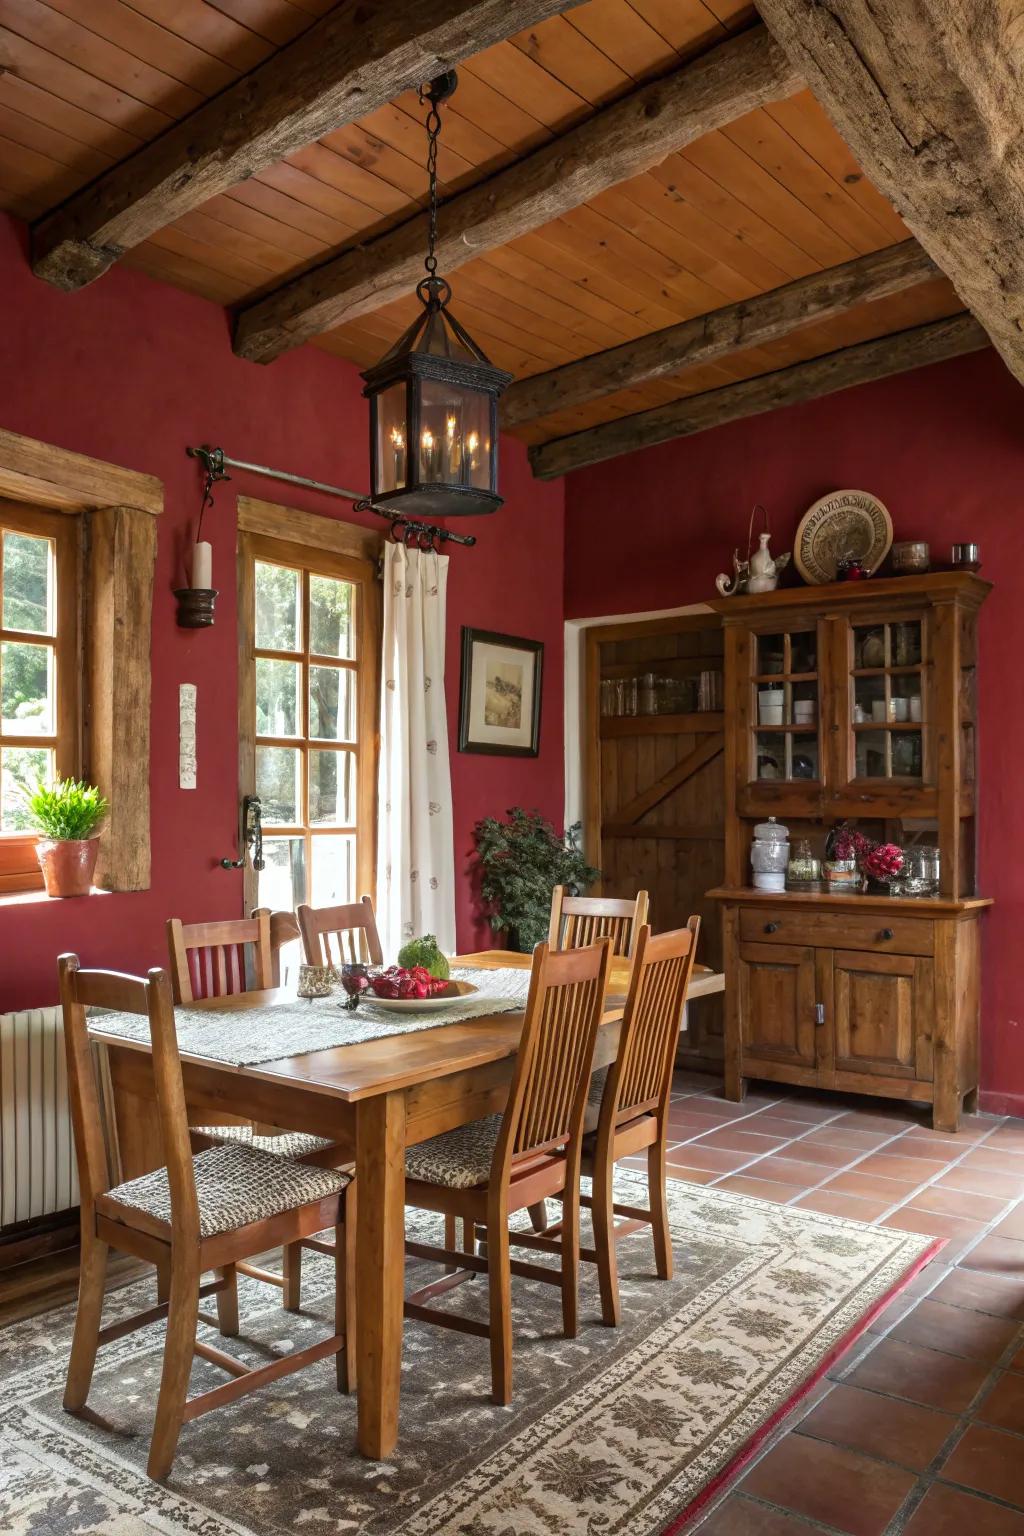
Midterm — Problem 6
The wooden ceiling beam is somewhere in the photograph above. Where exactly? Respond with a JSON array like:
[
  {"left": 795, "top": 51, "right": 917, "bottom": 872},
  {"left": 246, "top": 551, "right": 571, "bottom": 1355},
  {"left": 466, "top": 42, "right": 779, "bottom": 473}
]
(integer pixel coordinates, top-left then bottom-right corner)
[
  {"left": 30, "top": 0, "right": 573, "bottom": 292},
  {"left": 233, "top": 25, "right": 803, "bottom": 364},
  {"left": 529, "top": 312, "right": 988, "bottom": 479},
  {"left": 502, "top": 240, "right": 938, "bottom": 427},
  {"left": 755, "top": 0, "right": 1024, "bottom": 386}
]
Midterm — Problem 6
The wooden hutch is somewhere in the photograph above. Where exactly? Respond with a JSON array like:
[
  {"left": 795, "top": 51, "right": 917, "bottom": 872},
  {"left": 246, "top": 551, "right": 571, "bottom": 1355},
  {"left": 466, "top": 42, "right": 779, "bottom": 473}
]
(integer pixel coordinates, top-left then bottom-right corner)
[{"left": 708, "top": 572, "right": 991, "bottom": 1132}]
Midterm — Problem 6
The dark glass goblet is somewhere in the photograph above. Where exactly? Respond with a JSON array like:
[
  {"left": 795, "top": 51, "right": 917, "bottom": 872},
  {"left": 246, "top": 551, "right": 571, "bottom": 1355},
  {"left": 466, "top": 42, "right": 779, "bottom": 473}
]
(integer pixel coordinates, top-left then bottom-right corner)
[{"left": 340, "top": 963, "right": 371, "bottom": 1011}]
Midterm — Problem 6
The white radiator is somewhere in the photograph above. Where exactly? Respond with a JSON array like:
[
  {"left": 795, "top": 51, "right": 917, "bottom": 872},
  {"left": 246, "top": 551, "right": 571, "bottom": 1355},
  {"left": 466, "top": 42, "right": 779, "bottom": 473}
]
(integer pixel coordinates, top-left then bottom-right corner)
[{"left": 0, "top": 1005, "right": 78, "bottom": 1227}]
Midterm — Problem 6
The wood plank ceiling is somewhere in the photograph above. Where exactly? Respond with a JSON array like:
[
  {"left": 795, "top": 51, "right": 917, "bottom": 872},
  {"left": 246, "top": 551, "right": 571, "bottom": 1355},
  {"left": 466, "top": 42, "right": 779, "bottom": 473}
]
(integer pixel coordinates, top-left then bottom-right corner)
[{"left": 0, "top": 0, "right": 964, "bottom": 463}]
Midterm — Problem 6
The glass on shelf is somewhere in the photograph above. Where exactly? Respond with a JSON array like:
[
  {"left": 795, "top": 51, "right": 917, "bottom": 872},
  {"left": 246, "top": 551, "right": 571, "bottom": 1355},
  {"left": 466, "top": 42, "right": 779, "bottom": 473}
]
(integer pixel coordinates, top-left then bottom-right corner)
[
  {"left": 893, "top": 622, "right": 922, "bottom": 667},
  {"left": 791, "top": 735, "right": 818, "bottom": 780},
  {"left": 853, "top": 624, "right": 887, "bottom": 669},
  {"left": 854, "top": 674, "right": 886, "bottom": 724},
  {"left": 639, "top": 673, "right": 657, "bottom": 716},
  {"left": 755, "top": 633, "right": 786, "bottom": 675},
  {"left": 791, "top": 680, "right": 817, "bottom": 727},
  {"left": 757, "top": 685, "right": 785, "bottom": 727},
  {"left": 890, "top": 672, "right": 922, "bottom": 723},
  {"left": 697, "top": 670, "right": 722, "bottom": 711},
  {"left": 855, "top": 730, "right": 888, "bottom": 779},
  {"left": 756, "top": 734, "right": 786, "bottom": 780},
  {"left": 891, "top": 732, "right": 922, "bottom": 778},
  {"left": 754, "top": 732, "right": 818, "bottom": 781}
]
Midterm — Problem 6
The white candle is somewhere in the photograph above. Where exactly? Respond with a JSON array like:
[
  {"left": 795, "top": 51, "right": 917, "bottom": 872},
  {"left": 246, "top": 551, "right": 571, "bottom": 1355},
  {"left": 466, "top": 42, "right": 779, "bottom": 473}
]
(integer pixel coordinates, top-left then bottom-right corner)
[{"left": 191, "top": 540, "right": 212, "bottom": 589}]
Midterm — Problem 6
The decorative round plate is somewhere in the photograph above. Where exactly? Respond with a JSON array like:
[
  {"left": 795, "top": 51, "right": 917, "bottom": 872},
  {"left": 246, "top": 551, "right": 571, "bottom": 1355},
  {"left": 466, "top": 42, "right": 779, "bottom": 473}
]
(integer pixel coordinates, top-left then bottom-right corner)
[
  {"left": 367, "top": 979, "right": 478, "bottom": 1012},
  {"left": 794, "top": 489, "right": 893, "bottom": 585}
]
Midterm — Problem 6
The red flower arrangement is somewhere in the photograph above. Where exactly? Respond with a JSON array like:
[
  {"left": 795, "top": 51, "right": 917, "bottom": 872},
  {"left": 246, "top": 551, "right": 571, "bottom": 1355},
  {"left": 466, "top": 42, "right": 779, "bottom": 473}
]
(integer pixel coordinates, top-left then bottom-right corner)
[
  {"left": 862, "top": 842, "right": 905, "bottom": 882},
  {"left": 828, "top": 824, "right": 872, "bottom": 864},
  {"left": 827, "top": 821, "right": 906, "bottom": 885}
]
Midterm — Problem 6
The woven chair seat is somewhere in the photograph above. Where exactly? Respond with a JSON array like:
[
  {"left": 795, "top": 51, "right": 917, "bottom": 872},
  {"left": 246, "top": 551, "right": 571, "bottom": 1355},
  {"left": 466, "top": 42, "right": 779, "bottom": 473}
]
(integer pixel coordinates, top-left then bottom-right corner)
[
  {"left": 405, "top": 1114, "right": 503, "bottom": 1190},
  {"left": 104, "top": 1143, "right": 350, "bottom": 1239},
  {"left": 192, "top": 1122, "right": 334, "bottom": 1159}
]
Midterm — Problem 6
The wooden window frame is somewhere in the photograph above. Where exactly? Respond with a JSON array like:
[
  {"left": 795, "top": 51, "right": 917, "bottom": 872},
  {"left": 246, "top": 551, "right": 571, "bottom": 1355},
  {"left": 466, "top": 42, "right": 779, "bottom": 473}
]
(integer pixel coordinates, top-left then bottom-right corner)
[
  {"left": 0, "top": 502, "right": 81, "bottom": 893},
  {"left": 239, "top": 526, "right": 381, "bottom": 915}
]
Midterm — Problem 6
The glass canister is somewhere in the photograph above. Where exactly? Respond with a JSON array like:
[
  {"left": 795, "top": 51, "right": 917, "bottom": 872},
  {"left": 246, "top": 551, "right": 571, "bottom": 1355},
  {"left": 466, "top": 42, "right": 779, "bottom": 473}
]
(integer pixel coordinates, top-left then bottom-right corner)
[
  {"left": 751, "top": 817, "right": 790, "bottom": 892},
  {"left": 786, "top": 839, "right": 821, "bottom": 890}
]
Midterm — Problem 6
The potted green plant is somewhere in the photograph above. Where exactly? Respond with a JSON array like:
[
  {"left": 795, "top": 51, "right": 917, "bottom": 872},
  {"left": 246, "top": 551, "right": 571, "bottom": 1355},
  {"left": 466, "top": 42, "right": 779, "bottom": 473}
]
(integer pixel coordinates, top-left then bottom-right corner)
[
  {"left": 26, "top": 778, "right": 109, "bottom": 898},
  {"left": 473, "top": 807, "right": 599, "bottom": 952}
]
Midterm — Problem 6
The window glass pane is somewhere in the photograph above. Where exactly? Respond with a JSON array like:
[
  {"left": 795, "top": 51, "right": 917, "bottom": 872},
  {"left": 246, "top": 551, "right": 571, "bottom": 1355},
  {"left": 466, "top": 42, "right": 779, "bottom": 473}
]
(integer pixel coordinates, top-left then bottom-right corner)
[
  {"left": 310, "top": 575, "right": 355, "bottom": 660},
  {"left": 256, "top": 746, "right": 301, "bottom": 824},
  {"left": 309, "top": 666, "right": 356, "bottom": 742},
  {"left": 255, "top": 562, "right": 300, "bottom": 652},
  {"left": 311, "top": 833, "right": 355, "bottom": 907},
  {"left": 1, "top": 640, "right": 54, "bottom": 735},
  {"left": 258, "top": 836, "right": 306, "bottom": 912},
  {"left": 309, "top": 749, "right": 356, "bottom": 826},
  {"left": 2, "top": 531, "right": 53, "bottom": 635},
  {"left": 1, "top": 745, "right": 54, "bottom": 830},
  {"left": 256, "top": 657, "right": 301, "bottom": 738}
]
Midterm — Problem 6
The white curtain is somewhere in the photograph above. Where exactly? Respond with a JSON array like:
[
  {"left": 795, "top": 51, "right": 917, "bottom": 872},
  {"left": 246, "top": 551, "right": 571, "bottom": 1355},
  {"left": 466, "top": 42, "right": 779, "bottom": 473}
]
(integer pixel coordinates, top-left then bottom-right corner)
[{"left": 375, "top": 541, "right": 456, "bottom": 960}]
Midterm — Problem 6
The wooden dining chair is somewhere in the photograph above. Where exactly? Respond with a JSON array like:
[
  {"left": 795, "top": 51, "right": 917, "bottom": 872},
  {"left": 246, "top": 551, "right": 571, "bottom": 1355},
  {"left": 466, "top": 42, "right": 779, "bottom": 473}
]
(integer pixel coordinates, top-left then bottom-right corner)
[
  {"left": 165, "top": 912, "right": 344, "bottom": 1311},
  {"left": 57, "top": 955, "right": 355, "bottom": 1481},
  {"left": 577, "top": 919, "right": 699, "bottom": 1327},
  {"left": 548, "top": 885, "right": 650, "bottom": 958},
  {"left": 296, "top": 895, "right": 384, "bottom": 968},
  {"left": 401, "top": 938, "right": 612, "bottom": 1405}
]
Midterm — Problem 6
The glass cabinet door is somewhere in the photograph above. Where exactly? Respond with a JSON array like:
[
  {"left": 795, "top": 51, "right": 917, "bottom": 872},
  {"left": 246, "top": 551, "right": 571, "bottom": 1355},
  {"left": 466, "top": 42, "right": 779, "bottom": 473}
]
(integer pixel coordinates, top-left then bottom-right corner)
[
  {"left": 847, "top": 616, "right": 928, "bottom": 784},
  {"left": 750, "top": 626, "right": 821, "bottom": 785}
]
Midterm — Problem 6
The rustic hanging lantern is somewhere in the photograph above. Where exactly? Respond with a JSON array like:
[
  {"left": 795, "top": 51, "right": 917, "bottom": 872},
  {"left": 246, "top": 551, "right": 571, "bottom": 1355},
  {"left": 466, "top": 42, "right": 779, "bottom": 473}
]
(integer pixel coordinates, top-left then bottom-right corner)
[{"left": 361, "top": 72, "right": 512, "bottom": 518}]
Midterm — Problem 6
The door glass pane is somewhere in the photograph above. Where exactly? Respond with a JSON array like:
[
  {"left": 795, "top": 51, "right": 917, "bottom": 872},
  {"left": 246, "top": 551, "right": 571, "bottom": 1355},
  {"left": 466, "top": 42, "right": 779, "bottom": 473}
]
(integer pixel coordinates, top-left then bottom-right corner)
[
  {"left": 255, "top": 562, "right": 300, "bottom": 652},
  {"left": 755, "top": 634, "right": 785, "bottom": 675},
  {"left": 311, "top": 833, "right": 356, "bottom": 907},
  {"left": 890, "top": 672, "right": 922, "bottom": 723},
  {"left": 2, "top": 531, "right": 53, "bottom": 635},
  {"left": 1, "top": 641, "right": 54, "bottom": 735},
  {"left": 791, "top": 735, "right": 818, "bottom": 780},
  {"left": 256, "top": 746, "right": 301, "bottom": 824},
  {"left": 309, "top": 666, "right": 356, "bottom": 742},
  {"left": 756, "top": 734, "right": 786, "bottom": 780},
  {"left": 855, "top": 730, "right": 889, "bottom": 779},
  {"left": 891, "top": 622, "right": 922, "bottom": 667},
  {"left": 308, "top": 749, "right": 356, "bottom": 826},
  {"left": 789, "top": 631, "right": 817, "bottom": 673},
  {"left": 310, "top": 575, "right": 356, "bottom": 660},
  {"left": 258, "top": 836, "right": 306, "bottom": 912},
  {"left": 891, "top": 731, "right": 922, "bottom": 779},
  {"left": 0, "top": 745, "right": 54, "bottom": 830},
  {"left": 256, "top": 658, "right": 301, "bottom": 737},
  {"left": 853, "top": 625, "right": 887, "bottom": 669}
]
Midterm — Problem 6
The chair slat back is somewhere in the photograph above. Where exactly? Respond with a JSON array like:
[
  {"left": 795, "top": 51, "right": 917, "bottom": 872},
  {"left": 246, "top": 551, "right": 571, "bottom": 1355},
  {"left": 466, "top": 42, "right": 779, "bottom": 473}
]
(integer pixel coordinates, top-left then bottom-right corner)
[
  {"left": 296, "top": 897, "right": 384, "bottom": 969},
  {"left": 58, "top": 956, "right": 200, "bottom": 1237},
  {"left": 166, "top": 913, "right": 273, "bottom": 1004},
  {"left": 496, "top": 941, "right": 611, "bottom": 1171},
  {"left": 605, "top": 919, "right": 699, "bottom": 1126},
  {"left": 254, "top": 907, "right": 300, "bottom": 986},
  {"left": 549, "top": 886, "right": 649, "bottom": 958}
]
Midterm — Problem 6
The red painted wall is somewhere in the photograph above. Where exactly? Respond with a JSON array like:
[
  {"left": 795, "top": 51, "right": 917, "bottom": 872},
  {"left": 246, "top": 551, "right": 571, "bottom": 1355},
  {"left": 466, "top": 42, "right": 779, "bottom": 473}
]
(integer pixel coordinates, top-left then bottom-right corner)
[
  {"left": 564, "top": 348, "right": 1024, "bottom": 1107},
  {"left": 0, "top": 214, "right": 564, "bottom": 1009}
]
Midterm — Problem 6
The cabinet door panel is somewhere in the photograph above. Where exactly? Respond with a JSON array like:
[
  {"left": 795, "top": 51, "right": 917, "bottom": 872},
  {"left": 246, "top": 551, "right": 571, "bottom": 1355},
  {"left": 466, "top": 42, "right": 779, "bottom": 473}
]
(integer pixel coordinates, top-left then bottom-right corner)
[
  {"left": 832, "top": 950, "right": 933, "bottom": 1081},
  {"left": 738, "top": 942, "right": 818, "bottom": 1069}
]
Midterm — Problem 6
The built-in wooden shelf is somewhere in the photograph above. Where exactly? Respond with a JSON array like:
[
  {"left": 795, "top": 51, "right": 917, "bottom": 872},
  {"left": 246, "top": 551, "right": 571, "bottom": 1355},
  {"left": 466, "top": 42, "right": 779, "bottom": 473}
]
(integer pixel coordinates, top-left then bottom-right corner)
[{"left": 600, "top": 712, "right": 724, "bottom": 737}]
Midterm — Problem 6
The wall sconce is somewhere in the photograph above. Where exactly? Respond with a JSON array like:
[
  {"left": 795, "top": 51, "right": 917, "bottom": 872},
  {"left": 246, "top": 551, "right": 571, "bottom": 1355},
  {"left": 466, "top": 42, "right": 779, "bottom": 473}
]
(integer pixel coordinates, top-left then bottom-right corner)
[{"left": 175, "top": 446, "right": 228, "bottom": 627}]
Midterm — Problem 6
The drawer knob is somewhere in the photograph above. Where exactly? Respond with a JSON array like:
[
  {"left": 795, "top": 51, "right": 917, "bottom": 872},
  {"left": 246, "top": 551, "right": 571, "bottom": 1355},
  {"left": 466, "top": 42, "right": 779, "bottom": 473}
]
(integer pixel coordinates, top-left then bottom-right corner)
[
  {"left": 764, "top": 922, "right": 780, "bottom": 934},
  {"left": 878, "top": 928, "right": 894, "bottom": 941}
]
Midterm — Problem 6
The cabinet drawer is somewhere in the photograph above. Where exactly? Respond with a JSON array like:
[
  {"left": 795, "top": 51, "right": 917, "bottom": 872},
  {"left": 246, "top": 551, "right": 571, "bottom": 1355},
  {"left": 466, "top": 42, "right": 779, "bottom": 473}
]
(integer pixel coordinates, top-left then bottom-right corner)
[{"left": 738, "top": 906, "right": 933, "bottom": 957}]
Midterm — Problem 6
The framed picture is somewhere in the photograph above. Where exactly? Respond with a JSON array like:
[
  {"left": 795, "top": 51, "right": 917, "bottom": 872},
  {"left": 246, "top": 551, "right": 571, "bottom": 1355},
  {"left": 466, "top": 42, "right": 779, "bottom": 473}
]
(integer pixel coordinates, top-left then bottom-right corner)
[{"left": 458, "top": 627, "right": 543, "bottom": 757}]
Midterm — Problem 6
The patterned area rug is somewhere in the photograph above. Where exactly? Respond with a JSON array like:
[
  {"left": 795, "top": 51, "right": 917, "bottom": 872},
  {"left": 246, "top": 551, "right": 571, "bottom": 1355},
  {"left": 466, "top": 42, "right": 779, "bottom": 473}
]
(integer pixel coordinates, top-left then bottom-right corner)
[{"left": 0, "top": 1174, "right": 936, "bottom": 1536}]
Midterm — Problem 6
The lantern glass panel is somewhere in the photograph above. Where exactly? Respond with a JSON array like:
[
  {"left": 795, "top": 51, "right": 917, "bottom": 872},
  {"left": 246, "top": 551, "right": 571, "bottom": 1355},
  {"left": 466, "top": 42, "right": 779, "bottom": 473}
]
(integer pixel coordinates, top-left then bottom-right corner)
[
  {"left": 374, "top": 382, "right": 407, "bottom": 494},
  {"left": 418, "top": 378, "right": 492, "bottom": 490}
]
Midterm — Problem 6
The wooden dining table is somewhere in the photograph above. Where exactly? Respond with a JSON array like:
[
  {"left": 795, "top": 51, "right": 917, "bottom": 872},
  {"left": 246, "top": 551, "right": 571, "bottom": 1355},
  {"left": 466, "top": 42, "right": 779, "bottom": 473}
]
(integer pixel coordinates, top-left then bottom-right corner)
[{"left": 89, "top": 948, "right": 723, "bottom": 1459}]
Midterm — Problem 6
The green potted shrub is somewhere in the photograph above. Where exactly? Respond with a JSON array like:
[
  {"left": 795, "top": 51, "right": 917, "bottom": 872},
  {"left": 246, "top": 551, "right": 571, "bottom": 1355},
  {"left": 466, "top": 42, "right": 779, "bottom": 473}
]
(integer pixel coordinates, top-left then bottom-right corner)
[
  {"left": 26, "top": 778, "right": 109, "bottom": 898},
  {"left": 473, "top": 807, "right": 599, "bottom": 952}
]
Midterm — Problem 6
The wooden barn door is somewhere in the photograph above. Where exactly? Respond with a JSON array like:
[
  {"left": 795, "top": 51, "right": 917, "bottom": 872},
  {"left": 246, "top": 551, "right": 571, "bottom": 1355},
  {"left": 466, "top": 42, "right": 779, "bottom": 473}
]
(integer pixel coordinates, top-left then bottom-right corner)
[{"left": 584, "top": 615, "right": 726, "bottom": 1066}]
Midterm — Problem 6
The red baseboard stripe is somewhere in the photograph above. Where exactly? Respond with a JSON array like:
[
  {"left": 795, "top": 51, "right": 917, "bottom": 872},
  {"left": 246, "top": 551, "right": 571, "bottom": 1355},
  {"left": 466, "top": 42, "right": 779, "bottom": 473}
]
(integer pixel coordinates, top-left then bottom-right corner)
[
  {"left": 660, "top": 1236, "right": 946, "bottom": 1536},
  {"left": 979, "top": 1090, "right": 1024, "bottom": 1119}
]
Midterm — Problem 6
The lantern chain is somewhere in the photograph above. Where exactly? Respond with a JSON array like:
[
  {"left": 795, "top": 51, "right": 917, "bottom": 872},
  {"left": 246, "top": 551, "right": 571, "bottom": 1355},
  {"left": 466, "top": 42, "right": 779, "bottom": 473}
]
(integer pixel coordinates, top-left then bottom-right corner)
[{"left": 419, "top": 72, "right": 458, "bottom": 292}]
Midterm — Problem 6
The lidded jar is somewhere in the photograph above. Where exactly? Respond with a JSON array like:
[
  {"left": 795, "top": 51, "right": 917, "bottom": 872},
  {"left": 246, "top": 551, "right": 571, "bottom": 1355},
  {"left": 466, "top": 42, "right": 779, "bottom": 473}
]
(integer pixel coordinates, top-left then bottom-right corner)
[{"left": 751, "top": 817, "right": 790, "bottom": 892}]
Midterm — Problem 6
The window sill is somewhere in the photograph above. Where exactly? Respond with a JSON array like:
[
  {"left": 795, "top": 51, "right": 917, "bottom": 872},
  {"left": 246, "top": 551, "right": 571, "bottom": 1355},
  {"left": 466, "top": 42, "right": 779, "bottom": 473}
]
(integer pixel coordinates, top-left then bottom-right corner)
[{"left": 0, "top": 886, "right": 112, "bottom": 910}]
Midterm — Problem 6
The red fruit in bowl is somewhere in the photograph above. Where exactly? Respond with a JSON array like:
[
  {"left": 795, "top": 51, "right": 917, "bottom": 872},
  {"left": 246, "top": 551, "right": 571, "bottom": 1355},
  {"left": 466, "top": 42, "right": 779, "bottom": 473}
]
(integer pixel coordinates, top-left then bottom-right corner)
[{"left": 398, "top": 976, "right": 418, "bottom": 1000}]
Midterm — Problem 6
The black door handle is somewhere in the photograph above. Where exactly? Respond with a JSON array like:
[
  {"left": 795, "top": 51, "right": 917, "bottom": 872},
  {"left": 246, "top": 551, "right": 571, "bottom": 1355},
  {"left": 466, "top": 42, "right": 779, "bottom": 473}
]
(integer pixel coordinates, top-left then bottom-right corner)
[
  {"left": 764, "top": 921, "right": 780, "bottom": 934},
  {"left": 878, "top": 928, "right": 894, "bottom": 941}
]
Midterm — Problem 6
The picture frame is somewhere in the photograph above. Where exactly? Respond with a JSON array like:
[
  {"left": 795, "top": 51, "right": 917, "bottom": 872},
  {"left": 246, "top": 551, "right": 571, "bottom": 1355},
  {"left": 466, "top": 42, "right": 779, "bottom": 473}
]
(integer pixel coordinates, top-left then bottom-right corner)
[{"left": 458, "top": 627, "right": 543, "bottom": 757}]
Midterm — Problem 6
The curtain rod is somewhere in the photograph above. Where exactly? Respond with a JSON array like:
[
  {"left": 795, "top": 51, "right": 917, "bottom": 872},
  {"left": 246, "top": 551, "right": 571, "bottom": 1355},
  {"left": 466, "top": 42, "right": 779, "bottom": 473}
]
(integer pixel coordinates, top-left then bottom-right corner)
[{"left": 185, "top": 444, "right": 477, "bottom": 548}]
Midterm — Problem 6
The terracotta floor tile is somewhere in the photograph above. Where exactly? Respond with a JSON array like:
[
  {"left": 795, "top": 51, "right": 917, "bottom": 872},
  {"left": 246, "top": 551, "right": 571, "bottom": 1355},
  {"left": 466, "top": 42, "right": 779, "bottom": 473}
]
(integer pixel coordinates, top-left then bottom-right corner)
[
  {"left": 890, "top": 1298, "right": 1020, "bottom": 1363},
  {"left": 667, "top": 1110, "right": 738, "bottom": 1134},
  {"left": 664, "top": 1165, "right": 719, "bottom": 1185},
  {"left": 697, "top": 1494, "right": 821, "bottom": 1534},
  {"left": 685, "top": 1096, "right": 756, "bottom": 1119},
  {"left": 772, "top": 1140, "right": 853, "bottom": 1169},
  {"left": 689, "top": 1127, "right": 791, "bottom": 1155},
  {"left": 665, "top": 1143, "right": 755, "bottom": 1174},
  {"left": 846, "top": 1336, "right": 991, "bottom": 1412},
  {"left": 823, "top": 1170, "right": 920, "bottom": 1202},
  {"left": 714, "top": 1176, "right": 802, "bottom": 1203},
  {"left": 833, "top": 1109, "right": 923, "bottom": 1133},
  {"left": 959, "top": 1149, "right": 1024, "bottom": 1182},
  {"left": 798, "top": 1382, "right": 956, "bottom": 1470},
  {"left": 993, "top": 1204, "right": 1024, "bottom": 1241},
  {"left": 931, "top": 1268, "right": 1024, "bottom": 1320},
  {"left": 793, "top": 1190, "right": 892, "bottom": 1222},
  {"left": 902, "top": 1483, "right": 1024, "bottom": 1535},
  {"left": 904, "top": 1119, "right": 999, "bottom": 1144},
  {"left": 912, "top": 1184, "right": 1011, "bottom": 1222},
  {"left": 757, "top": 1099, "right": 841, "bottom": 1124},
  {"left": 1011, "top": 1345, "right": 1024, "bottom": 1374},
  {"left": 939, "top": 1423, "right": 1024, "bottom": 1506},
  {"left": 978, "top": 1371, "right": 1024, "bottom": 1435},
  {"left": 883, "top": 1207, "right": 985, "bottom": 1261},
  {"left": 737, "top": 1156, "right": 820, "bottom": 1189},
  {"left": 886, "top": 1136, "right": 964, "bottom": 1162},
  {"left": 857, "top": 1152, "right": 949, "bottom": 1183},
  {"left": 963, "top": 1234, "right": 1024, "bottom": 1276},
  {"left": 739, "top": 1434, "right": 916, "bottom": 1535},
  {"left": 987, "top": 1125, "right": 1024, "bottom": 1153},
  {"left": 939, "top": 1167, "right": 1024, "bottom": 1201},
  {"left": 799, "top": 1126, "right": 896, "bottom": 1152},
  {"left": 743, "top": 1113, "right": 833, "bottom": 1138}
]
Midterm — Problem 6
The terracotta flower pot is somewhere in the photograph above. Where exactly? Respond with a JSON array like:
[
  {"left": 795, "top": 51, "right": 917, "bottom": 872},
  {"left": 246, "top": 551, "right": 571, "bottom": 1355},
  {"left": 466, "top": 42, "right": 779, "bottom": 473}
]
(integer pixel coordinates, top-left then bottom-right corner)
[{"left": 36, "top": 837, "right": 100, "bottom": 898}]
